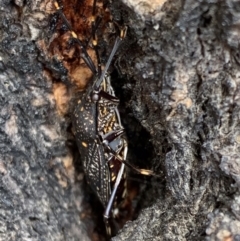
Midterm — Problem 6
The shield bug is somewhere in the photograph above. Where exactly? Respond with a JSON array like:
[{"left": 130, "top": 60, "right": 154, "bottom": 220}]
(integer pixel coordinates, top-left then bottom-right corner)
[{"left": 53, "top": 0, "right": 157, "bottom": 236}]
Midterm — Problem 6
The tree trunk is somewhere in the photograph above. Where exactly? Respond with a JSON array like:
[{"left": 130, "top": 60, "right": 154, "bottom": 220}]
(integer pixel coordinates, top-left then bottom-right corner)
[{"left": 0, "top": 0, "right": 239, "bottom": 241}]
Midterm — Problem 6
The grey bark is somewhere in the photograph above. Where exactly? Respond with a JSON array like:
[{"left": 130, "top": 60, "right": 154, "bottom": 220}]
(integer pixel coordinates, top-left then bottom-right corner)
[
  {"left": 0, "top": 1, "right": 90, "bottom": 240},
  {"left": 0, "top": 0, "right": 240, "bottom": 241},
  {"left": 113, "top": 0, "right": 240, "bottom": 240}
]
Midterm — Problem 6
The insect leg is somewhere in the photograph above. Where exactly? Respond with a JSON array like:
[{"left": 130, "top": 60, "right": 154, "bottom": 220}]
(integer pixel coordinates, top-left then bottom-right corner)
[
  {"left": 103, "top": 144, "right": 127, "bottom": 236},
  {"left": 97, "top": 89, "right": 120, "bottom": 103},
  {"left": 104, "top": 136, "right": 159, "bottom": 177},
  {"left": 100, "top": 129, "right": 124, "bottom": 145},
  {"left": 54, "top": 1, "right": 97, "bottom": 75},
  {"left": 99, "top": 105, "right": 159, "bottom": 177},
  {"left": 116, "top": 155, "right": 158, "bottom": 176}
]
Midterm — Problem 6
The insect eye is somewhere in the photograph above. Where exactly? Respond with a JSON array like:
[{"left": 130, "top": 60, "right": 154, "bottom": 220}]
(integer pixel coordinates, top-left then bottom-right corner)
[{"left": 92, "top": 91, "right": 100, "bottom": 102}]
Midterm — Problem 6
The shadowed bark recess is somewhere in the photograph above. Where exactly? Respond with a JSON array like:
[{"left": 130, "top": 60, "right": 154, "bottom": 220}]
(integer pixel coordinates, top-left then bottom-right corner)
[{"left": 0, "top": 0, "right": 240, "bottom": 241}]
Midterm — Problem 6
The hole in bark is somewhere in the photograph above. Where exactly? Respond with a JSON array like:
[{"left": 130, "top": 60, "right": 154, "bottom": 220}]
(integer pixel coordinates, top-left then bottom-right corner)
[{"left": 111, "top": 69, "right": 159, "bottom": 218}]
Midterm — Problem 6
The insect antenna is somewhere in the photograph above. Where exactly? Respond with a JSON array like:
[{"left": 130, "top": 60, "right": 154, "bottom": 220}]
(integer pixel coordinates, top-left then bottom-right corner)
[
  {"left": 91, "top": 0, "right": 102, "bottom": 76},
  {"left": 54, "top": 1, "right": 97, "bottom": 75},
  {"left": 94, "top": 27, "right": 127, "bottom": 90}
]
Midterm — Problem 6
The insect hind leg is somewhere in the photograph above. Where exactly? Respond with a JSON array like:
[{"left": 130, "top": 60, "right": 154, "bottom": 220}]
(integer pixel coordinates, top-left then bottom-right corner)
[
  {"left": 103, "top": 136, "right": 159, "bottom": 177},
  {"left": 103, "top": 148, "right": 126, "bottom": 237}
]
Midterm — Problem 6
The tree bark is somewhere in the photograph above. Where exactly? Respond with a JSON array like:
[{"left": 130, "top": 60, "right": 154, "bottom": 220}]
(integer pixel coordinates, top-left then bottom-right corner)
[
  {"left": 0, "top": 1, "right": 91, "bottom": 240},
  {"left": 113, "top": 0, "right": 240, "bottom": 240},
  {"left": 0, "top": 0, "right": 240, "bottom": 241}
]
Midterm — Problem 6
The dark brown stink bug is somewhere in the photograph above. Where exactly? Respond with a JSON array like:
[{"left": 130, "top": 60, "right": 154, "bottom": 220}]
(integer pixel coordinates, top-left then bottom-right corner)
[{"left": 54, "top": 0, "right": 156, "bottom": 237}]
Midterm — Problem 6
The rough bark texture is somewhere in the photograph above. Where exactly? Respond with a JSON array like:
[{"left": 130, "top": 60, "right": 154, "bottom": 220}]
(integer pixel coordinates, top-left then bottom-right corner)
[
  {"left": 0, "top": 1, "right": 91, "bottom": 240},
  {"left": 112, "top": 0, "right": 240, "bottom": 240},
  {"left": 1, "top": 0, "right": 240, "bottom": 241}
]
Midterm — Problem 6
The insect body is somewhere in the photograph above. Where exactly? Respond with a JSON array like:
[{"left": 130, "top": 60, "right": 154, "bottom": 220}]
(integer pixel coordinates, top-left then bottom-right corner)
[
  {"left": 72, "top": 74, "right": 127, "bottom": 210},
  {"left": 54, "top": 0, "right": 156, "bottom": 236},
  {"left": 72, "top": 73, "right": 128, "bottom": 236}
]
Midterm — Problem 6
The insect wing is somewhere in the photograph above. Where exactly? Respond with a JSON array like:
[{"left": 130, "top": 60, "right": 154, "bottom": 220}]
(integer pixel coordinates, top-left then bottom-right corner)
[
  {"left": 85, "top": 141, "right": 110, "bottom": 206},
  {"left": 72, "top": 95, "right": 110, "bottom": 206}
]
